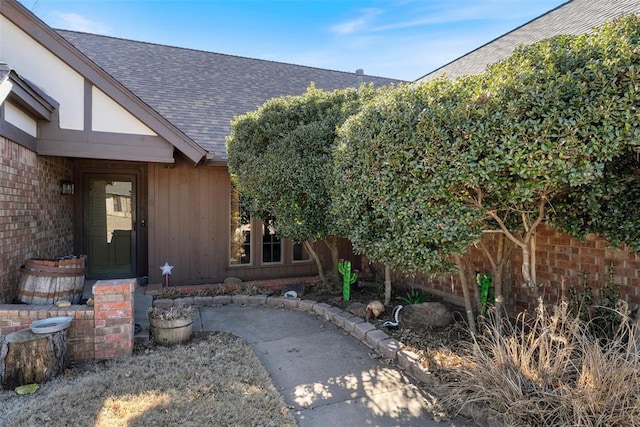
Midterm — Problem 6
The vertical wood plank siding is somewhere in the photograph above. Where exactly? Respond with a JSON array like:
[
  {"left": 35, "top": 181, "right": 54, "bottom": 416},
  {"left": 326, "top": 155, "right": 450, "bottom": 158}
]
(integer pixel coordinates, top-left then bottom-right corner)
[{"left": 147, "top": 155, "right": 326, "bottom": 285}]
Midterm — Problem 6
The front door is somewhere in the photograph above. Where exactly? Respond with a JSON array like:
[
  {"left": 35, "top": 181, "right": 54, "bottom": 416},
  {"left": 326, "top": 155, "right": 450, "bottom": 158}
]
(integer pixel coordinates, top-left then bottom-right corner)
[{"left": 86, "top": 175, "right": 136, "bottom": 278}]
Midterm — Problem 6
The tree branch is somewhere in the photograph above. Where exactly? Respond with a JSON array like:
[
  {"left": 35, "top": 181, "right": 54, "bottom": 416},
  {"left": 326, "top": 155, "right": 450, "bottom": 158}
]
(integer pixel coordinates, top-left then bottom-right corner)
[
  {"left": 487, "top": 210, "right": 526, "bottom": 249},
  {"left": 524, "top": 192, "right": 548, "bottom": 244},
  {"left": 478, "top": 240, "right": 498, "bottom": 272}
]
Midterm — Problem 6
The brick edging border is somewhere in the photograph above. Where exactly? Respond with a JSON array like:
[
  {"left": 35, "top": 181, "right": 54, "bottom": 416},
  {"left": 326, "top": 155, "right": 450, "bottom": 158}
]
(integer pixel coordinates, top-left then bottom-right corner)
[
  {"left": 152, "top": 294, "right": 434, "bottom": 385},
  {"left": 152, "top": 294, "right": 491, "bottom": 423}
]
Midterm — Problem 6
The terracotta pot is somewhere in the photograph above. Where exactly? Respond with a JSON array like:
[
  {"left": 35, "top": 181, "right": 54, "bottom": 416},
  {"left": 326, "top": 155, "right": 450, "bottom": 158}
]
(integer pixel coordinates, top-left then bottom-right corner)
[{"left": 149, "top": 316, "right": 193, "bottom": 345}]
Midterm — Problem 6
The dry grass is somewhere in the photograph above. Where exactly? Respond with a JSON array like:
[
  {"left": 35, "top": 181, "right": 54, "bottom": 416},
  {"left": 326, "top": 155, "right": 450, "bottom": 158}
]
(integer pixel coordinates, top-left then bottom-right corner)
[
  {"left": 439, "top": 300, "right": 640, "bottom": 426},
  {"left": 0, "top": 332, "right": 295, "bottom": 427}
]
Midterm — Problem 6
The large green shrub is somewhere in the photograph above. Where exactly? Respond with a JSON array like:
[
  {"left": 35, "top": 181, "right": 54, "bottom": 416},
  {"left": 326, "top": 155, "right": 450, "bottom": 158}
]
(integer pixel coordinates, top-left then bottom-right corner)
[
  {"left": 227, "top": 84, "right": 377, "bottom": 283},
  {"left": 334, "top": 15, "right": 640, "bottom": 332}
]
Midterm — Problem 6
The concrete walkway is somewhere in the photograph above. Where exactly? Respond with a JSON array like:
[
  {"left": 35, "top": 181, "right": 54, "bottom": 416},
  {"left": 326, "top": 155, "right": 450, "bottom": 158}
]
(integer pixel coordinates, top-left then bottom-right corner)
[{"left": 134, "top": 286, "right": 474, "bottom": 426}]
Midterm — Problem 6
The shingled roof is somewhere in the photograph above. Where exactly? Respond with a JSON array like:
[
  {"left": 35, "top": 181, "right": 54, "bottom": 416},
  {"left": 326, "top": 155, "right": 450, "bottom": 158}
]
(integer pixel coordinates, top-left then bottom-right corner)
[
  {"left": 57, "top": 30, "right": 404, "bottom": 161},
  {"left": 419, "top": 0, "right": 640, "bottom": 82}
]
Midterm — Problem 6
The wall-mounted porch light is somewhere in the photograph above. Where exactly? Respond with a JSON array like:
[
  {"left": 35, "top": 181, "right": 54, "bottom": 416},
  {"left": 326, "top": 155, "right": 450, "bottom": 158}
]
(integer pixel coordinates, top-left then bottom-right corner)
[{"left": 60, "top": 180, "right": 74, "bottom": 195}]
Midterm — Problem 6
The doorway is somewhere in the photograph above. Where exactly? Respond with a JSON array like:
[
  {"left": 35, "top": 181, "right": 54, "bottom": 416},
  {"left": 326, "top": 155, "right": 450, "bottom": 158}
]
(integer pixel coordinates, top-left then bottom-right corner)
[{"left": 85, "top": 175, "right": 136, "bottom": 278}]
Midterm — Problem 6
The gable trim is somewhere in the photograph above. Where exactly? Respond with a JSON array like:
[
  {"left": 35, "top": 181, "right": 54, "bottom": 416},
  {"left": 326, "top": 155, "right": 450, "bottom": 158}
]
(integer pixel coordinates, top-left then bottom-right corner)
[
  {"left": 1, "top": 0, "right": 207, "bottom": 164},
  {"left": 39, "top": 126, "right": 176, "bottom": 163},
  {"left": 0, "top": 112, "right": 36, "bottom": 150}
]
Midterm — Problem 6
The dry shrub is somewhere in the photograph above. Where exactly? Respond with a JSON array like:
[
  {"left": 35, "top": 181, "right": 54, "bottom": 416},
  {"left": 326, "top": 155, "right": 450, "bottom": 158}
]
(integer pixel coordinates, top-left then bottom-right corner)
[
  {"left": 156, "top": 283, "right": 271, "bottom": 300},
  {"left": 440, "top": 299, "right": 640, "bottom": 426}
]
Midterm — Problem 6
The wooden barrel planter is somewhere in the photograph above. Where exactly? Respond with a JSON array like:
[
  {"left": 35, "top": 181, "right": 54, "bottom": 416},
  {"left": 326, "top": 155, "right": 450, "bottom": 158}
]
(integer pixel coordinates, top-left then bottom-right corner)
[
  {"left": 18, "top": 258, "right": 86, "bottom": 305},
  {"left": 149, "top": 317, "right": 193, "bottom": 345}
]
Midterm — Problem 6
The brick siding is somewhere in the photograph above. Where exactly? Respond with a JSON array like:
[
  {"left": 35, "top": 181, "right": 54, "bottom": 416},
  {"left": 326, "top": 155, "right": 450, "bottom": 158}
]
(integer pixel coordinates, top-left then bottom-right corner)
[
  {"left": 93, "top": 279, "right": 135, "bottom": 359},
  {"left": 0, "top": 137, "right": 74, "bottom": 303},
  {"left": 0, "top": 279, "right": 135, "bottom": 361},
  {"left": 390, "top": 225, "right": 640, "bottom": 315}
]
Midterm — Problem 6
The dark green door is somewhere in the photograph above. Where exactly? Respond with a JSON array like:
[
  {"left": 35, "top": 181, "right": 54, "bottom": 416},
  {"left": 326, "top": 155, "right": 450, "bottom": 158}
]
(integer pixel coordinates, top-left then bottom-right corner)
[{"left": 86, "top": 176, "right": 136, "bottom": 279}]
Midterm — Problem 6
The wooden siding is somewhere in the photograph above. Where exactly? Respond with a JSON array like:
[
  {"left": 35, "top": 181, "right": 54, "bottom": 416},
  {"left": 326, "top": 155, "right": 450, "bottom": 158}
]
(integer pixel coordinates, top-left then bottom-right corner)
[{"left": 146, "top": 155, "right": 360, "bottom": 285}]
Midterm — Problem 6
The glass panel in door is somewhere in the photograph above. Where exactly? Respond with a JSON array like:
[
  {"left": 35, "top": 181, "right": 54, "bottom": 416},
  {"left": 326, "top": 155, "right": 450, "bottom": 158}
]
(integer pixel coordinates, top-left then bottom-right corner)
[{"left": 87, "top": 177, "right": 135, "bottom": 278}]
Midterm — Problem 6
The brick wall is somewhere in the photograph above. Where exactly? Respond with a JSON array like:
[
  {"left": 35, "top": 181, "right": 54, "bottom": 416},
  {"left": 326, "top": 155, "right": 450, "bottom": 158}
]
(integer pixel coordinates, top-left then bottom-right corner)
[
  {"left": 0, "top": 279, "right": 135, "bottom": 361},
  {"left": 0, "top": 304, "right": 94, "bottom": 360},
  {"left": 0, "top": 137, "right": 74, "bottom": 303},
  {"left": 93, "top": 279, "right": 135, "bottom": 359},
  {"left": 390, "top": 225, "right": 640, "bottom": 315}
]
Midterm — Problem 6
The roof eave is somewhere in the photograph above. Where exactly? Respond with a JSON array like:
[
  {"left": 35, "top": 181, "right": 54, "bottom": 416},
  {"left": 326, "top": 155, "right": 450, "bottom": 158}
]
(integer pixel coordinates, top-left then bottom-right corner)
[{"left": 1, "top": 0, "right": 207, "bottom": 164}]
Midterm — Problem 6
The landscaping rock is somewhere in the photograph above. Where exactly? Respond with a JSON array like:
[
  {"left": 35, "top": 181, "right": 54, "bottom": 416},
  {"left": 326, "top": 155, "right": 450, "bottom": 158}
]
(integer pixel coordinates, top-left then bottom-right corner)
[
  {"left": 400, "top": 302, "right": 453, "bottom": 327},
  {"left": 223, "top": 277, "right": 242, "bottom": 286}
]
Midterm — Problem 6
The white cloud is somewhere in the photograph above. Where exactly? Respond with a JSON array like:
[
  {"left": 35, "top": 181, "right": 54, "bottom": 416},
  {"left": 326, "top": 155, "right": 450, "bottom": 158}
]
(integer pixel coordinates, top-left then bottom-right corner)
[
  {"left": 331, "top": 1, "right": 559, "bottom": 35},
  {"left": 51, "top": 11, "right": 110, "bottom": 34},
  {"left": 329, "top": 8, "right": 382, "bottom": 35}
]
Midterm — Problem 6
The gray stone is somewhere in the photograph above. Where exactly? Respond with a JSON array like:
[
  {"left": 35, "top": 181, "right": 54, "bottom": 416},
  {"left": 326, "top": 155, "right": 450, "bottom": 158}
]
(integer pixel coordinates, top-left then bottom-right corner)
[
  {"left": 231, "top": 294, "right": 251, "bottom": 305},
  {"left": 265, "top": 296, "right": 286, "bottom": 308},
  {"left": 332, "top": 311, "right": 352, "bottom": 328},
  {"left": 401, "top": 302, "right": 453, "bottom": 327},
  {"left": 366, "top": 329, "right": 389, "bottom": 349},
  {"left": 346, "top": 302, "right": 366, "bottom": 318},
  {"left": 376, "top": 338, "right": 402, "bottom": 361},
  {"left": 297, "top": 299, "right": 317, "bottom": 311},
  {"left": 193, "top": 296, "right": 214, "bottom": 306},
  {"left": 173, "top": 297, "right": 194, "bottom": 307},
  {"left": 247, "top": 295, "right": 267, "bottom": 305},
  {"left": 409, "top": 361, "right": 437, "bottom": 386},
  {"left": 397, "top": 349, "right": 420, "bottom": 371},
  {"left": 224, "top": 277, "right": 242, "bottom": 286},
  {"left": 312, "top": 302, "right": 331, "bottom": 316},
  {"left": 352, "top": 322, "right": 376, "bottom": 341},
  {"left": 211, "top": 295, "right": 232, "bottom": 305},
  {"left": 281, "top": 298, "right": 300, "bottom": 309},
  {"left": 324, "top": 306, "right": 344, "bottom": 322},
  {"left": 342, "top": 316, "right": 364, "bottom": 332}
]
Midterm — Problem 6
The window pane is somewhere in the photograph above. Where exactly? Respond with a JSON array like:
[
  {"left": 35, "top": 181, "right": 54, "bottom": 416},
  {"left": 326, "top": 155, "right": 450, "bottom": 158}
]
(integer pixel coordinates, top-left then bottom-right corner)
[
  {"left": 262, "top": 218, "right": 282, "bottom": 263},
  {"left": 230, "top": 189, "right": 251, "bottom": 265},
  {"left": 293, "top": 242, "right": 310, "bottom": 261}
]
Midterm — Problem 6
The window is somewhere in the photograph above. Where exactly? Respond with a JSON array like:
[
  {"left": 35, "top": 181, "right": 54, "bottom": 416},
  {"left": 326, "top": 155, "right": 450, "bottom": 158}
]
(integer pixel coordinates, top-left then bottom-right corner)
[
  {"left": 230, "top": 189, "right": 251, "bottom": 265},
  {"left": 293, "top": 242, "right": 310, "bottom": 262},
  {"left": 262, "top": 218, "right": 282, "bottom": 263},
  {"left": 229, "top": 188, "right": 312, "bottom": 266}
]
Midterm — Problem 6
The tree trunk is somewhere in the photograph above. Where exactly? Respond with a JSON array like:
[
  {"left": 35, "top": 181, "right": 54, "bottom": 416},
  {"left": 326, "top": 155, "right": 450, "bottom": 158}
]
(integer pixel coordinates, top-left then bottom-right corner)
[
  {"left": 454, "top": 254, "right": 477, "bottom": 336},
  {"left": 304, "top": 241, "right": 326, "bottom": 284},
  {"left": 521, "top": 243, "right": 534, "bottom": 288},
  {"left": 384, "top": 265, "right": 392, "bottom": 306},
  {"left": 530, "top": 233, "right": 537, "bottom": 288},
  {"left": 0, "top": 329, "right": 68, "bottom": 390},
  {"left": 323, "top": 237, "right": 341, "bottom": 287}
]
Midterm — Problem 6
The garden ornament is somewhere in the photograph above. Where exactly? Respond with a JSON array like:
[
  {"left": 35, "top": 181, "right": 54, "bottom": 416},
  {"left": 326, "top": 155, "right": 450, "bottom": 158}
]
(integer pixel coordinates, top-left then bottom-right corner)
[
  {"left": 383, "top": 305, "right": 404, "bottom": 328},
  {"left": 160, "top": 262, "right": 174, "bottom": 287},
  {"left": 338, "top": 259, "right": 358, "bottom": 301}
]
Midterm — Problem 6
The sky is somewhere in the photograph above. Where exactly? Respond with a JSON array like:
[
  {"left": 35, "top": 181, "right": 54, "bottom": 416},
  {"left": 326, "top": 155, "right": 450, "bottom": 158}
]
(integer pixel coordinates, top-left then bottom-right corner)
[{"left": 19, "top": 0, "right": 568, "bottom": 81}]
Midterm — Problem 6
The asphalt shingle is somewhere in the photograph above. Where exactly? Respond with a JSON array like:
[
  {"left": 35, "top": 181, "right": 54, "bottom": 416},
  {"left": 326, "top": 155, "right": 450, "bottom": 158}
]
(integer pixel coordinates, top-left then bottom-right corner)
[
  {"left": 57, "top": 30, "right": 404, "bottom": 160},
  {"left": 419, "top": 0, "right": 640, "bottom": 82}
]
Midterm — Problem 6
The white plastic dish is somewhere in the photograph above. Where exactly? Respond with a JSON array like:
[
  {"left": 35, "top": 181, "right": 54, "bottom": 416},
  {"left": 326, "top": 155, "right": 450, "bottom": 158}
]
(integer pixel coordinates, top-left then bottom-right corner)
[{"left": 30, "top": 316, "right": 73, "bottom": 334}]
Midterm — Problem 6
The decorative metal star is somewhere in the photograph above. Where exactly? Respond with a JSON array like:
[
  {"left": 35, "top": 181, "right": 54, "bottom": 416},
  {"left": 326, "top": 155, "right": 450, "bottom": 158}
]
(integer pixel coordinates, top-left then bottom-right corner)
[{"left": 160, "top": 262, "right": 174, "bottom": 276}]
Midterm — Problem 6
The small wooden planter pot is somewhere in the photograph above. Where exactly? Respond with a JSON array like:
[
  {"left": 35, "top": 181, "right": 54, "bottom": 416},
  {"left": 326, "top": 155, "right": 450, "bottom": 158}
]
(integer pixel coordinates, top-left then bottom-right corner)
[{"left": 149, "top": 317, "right": 193, "bottom": 345}]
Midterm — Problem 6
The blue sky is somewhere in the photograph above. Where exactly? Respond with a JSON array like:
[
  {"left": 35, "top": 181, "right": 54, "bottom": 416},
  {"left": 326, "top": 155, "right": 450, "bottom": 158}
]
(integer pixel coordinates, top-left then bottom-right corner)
[{"left": 20, "top": 0, "right": 567, "bottom": 81}]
